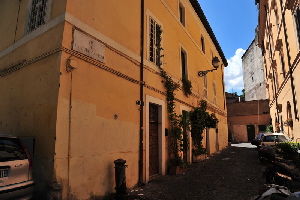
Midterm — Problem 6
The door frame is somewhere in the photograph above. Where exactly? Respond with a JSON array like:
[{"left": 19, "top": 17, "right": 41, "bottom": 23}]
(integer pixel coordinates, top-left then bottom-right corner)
[{"left": 145, "top": 95, "right": 165, "bottom": 182}]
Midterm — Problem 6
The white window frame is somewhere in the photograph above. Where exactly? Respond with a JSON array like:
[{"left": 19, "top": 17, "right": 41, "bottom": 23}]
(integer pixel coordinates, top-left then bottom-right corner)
[
  {"left": 148, "top": 15, "right": 163, "bottom": 66},
  {"left": 204, "top": 74, "right": 208, "bottom": 98},
  {"left": 201, "top": 35, "right": 205, "bottom": 53},
  {"left": 213, "top": 81, "right": 217, "bottom": 104},
  {"left": 180, "top": 47, "right": 188, "bottom": 79},
  {"left": 179, "top": 2, "right": 186, "bottom": 27}
]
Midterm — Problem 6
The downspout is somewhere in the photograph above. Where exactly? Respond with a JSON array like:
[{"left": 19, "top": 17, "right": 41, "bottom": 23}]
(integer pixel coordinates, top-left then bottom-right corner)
[
  {"left": 280, "top": 0, "right": 299, "bottom": 121},
  {"left": 14, "top": 0, "right": 21, "bottom": 43},
  {"left": 66, "top": 58, "right": 76, "bottom": 198},
  {"left": 138, "top": 0, "right": 145, "bottom": 186}
]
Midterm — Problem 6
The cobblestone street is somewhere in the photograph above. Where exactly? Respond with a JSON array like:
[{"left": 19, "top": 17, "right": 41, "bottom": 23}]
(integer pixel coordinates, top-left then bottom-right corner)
[{"left": 129, "top": 144, "right": 265, "bottom": 200}]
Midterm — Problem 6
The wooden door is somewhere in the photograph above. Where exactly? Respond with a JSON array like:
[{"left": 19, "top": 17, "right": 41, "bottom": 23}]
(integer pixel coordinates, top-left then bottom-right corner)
[
  {"left": 149, "top": 103, "right": 159, "bottom": 177},
  {"left": 247, "top": 125, "right": 255, "bottom": 141}
]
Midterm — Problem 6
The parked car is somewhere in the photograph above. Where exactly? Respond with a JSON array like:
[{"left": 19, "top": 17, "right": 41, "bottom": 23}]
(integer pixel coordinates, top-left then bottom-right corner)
[
  {"left": 0, "top": 135, "right": 34, "bottom": 200},
  {"left": 260, "top": 133, "right": 289, "bottom": 147},
  {"left": 251, "top": 133, "right": 265, "bottom": 147}
]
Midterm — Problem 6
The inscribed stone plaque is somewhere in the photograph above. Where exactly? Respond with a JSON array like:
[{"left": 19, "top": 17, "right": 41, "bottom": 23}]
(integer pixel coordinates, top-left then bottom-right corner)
[{"left": 73, "top": 30, "right": 105, "bottom": 63}]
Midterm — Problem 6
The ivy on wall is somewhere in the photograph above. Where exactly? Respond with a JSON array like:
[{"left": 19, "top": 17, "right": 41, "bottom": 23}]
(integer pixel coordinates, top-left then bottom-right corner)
[{"left": 155, "top": 26, "right": 218, "bottom": 165}]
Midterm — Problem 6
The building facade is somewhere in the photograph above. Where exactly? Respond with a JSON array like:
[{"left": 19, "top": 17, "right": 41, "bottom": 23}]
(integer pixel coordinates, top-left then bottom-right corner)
[
  {"left": 0, "top": 0, "right": 228, "bottom": 198},
  {"left": 227, "top": 100, "right": 271, "bottom": 143},
  {"left": 256, "top": 0, "right": 300, "bottom": 140},
  {"left": 242, "top": 32, "right": 267, "bottom": 101}
]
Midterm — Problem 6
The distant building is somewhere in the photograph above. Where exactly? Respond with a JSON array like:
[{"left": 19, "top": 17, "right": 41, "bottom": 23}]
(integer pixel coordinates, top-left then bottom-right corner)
[
  {"left": 226, "top": 26, "right": 271, "bottom": 143},
  {"left": 225, "top": 92, "right": 240, "bottom": 103},
  {"left": 227, "top": 100, "right": 271, "bottom": 143},
  {"left": 256, "top": 0, "right": 300, "bottom": 139},
  {"left": 242, "top": 30, "right": 267, "bottom": 101}
]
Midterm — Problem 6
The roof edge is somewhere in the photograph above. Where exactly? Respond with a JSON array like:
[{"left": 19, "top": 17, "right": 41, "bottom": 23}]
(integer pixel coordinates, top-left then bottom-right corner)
[{"left": 189, "top": 0, "right": 228, "bottom": 67}]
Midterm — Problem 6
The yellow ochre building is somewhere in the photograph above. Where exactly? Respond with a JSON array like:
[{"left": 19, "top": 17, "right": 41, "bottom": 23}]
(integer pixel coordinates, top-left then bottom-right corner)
[
  {"left": 0, "top": 0, "right": 228, "bottom": 198},
  {"left": 256, "top": 0, "right": 300, "bottom": 140}
]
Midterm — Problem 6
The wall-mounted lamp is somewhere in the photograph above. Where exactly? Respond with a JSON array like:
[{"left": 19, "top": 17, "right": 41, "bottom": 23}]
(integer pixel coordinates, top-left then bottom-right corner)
[{"left": 198, "top": 57, "right": 220, "bottom": 77}]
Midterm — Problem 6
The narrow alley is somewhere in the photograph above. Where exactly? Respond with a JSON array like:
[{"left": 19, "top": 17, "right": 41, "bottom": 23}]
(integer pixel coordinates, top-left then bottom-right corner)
[{"left": 129, "top": 144, "right": 265, "bottom": 200}]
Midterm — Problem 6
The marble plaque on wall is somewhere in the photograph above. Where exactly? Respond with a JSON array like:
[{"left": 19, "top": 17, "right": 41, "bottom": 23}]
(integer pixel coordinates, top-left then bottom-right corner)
[{"left": 73, "top": 30, "right": 105, "bottom": 63}]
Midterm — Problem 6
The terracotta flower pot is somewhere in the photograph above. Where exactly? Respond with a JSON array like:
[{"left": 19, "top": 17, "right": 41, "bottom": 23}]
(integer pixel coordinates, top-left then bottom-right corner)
[{"left": 169, "top": 166, "right": 183, "bottom": 175}]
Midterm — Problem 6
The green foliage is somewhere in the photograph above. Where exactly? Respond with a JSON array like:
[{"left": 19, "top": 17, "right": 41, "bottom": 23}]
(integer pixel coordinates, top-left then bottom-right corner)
[
  {"left": 276, "top": 142, "right": 300, "bottom": 166},
  {"left": 189, "top": 100, "right": 219, "bottom": 155},
  {"left": 182, "top": 75, "right": 192, "bottom": 96},
  {"left": 266, "top": 125, "right": 274, "bottom": 133},
  {"left": 169, "top": 156, "right": 183, "bottom": 166},
  {"left": 239, "top": 89, "right": 245, "bottom": 101},
  {"left": 156, "top": 26, "right": 184, "bottom": 166}
]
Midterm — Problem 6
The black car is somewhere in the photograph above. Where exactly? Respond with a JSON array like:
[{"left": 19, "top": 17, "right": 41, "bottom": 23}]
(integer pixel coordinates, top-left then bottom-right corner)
[{"left": 251, "top": 133, "right": 265, "bottom": 147}]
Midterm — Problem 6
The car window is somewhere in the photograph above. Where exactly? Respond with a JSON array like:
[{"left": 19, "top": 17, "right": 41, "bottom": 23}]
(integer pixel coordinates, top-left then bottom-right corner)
[
  {"left": 263, "top": 136, "right": 275, "bottom": 142},
  {"left": 277, "top": 135, "right": 288, "bottom": 142},
  {"left": 0, "top": 137, "right": 27, "bottom": 162}
]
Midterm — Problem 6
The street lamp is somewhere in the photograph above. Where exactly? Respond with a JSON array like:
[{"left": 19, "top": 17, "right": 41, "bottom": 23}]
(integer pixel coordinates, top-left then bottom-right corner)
[{"left": 198, "top": 57, "right": 220, "bottom": 77}]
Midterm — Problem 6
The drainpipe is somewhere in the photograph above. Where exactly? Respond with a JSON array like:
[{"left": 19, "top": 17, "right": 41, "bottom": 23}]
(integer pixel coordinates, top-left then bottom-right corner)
[
  {"left": 280, "top": 0, "right": 299, "bottom": 121},
  {"left": 66, "top": 58, "right": 77, "bottom": 199},
  {"left": 138, "top": 0, "right": 145, "bottom": 186},
  {"left": 14, "top": 0, "right": 21, "bottom": 43}
]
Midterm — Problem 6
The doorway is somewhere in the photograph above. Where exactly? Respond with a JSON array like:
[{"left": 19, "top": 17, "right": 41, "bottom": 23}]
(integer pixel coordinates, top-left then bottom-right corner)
[
  {"left": 247, "top": 125, "right": 255, "bottom": 141},
  {"left": 149, "top": 103, "right": 159, "bottom": 177}
]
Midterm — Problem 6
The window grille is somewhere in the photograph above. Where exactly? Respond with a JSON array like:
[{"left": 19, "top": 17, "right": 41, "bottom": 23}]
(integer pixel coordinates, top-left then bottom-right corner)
[
  {"left": 149, "top": 17, "right": 162, "bottom": 66},
  {"left": 28, "top": 0, "right": 47, "bottom": 32}
]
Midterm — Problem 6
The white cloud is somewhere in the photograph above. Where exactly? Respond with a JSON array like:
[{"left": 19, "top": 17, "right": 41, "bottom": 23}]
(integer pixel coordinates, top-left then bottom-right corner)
[{"left": 225, "top": 48, "right": 246, "bottom": 94}]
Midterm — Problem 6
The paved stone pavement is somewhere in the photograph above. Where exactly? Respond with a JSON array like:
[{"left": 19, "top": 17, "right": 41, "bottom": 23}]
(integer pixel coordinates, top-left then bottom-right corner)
[{"left": 128, "top": 143, "right": 265, "bottom": 200}]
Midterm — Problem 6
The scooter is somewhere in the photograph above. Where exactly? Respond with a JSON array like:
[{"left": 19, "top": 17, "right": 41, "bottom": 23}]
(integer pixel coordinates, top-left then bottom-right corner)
[
  {"left": 259, "top": 146, "right": 300, "bottom": 190},
  {"left": 255, "top": 184, "right": 300, "bottom": 200}
]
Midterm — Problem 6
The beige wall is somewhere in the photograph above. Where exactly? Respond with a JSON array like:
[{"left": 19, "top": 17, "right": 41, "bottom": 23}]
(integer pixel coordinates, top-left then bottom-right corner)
[{"left": 228, "top": 114, "right": 271, "bottom": 143}]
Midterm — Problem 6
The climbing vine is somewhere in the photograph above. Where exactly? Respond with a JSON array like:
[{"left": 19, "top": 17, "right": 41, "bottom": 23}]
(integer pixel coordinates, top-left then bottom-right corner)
[
  {"left": 155, "top": 25, "right": 218, "bottom": 164},
  {"left": 189, "top": 100, "right": 219, "bottom": 155},
  {"left": 156, "top": 26, "right": 185, "bottom": 166},
  {"left": 182, "top": 75, "right": 192, "bottom": 96}
]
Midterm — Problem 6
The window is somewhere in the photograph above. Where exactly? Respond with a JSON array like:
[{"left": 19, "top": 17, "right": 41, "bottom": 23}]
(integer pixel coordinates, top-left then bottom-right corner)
[
  {"left": 294, "top": 7, "right": 300, "bottom": 46},
  {"left": 269, "top": 35, "right": 273, "bottom": 58},
  {"left": 27, "top": 0, "right": 48, "bottom": 32},
  {"left": 213, "top": 82, "right": 217, "bottom": 104},
  {"left": 279, "top": 51, "right": 286, "bottom": 77},
  {"left": 149, "top": 17, "right": 162, "bottom": 66},
  {"left": 258, "top": 125, "right": 266, "bottom": 132},
  {"left": 181, "top": 48, "right": 187, "bottom": 78},
  {"left": 203, "top": 75, "right": 207, "bottom": 98},
  {"left": 274, "top": 7, "right": 280, "bottom": 31},
  {"left": 201, "top": 35, "right": 205, "bottom": 53},
  {"left": 179, "top": 3, "right": 185, "bottom": 26}
]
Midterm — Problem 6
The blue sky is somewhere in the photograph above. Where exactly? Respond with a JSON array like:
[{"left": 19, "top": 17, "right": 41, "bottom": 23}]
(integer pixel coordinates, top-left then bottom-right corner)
[{"left": 197, "top": 0, "right": 258, "bottom": 95}]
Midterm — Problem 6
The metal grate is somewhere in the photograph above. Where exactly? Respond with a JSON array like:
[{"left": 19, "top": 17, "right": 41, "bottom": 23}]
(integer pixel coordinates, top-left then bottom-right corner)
[
  {"left": 28, "top": 0, "right": 47, "bottom": 32},
  {"left": 149, "top": 17, "right": 161, "bottom": 66}
]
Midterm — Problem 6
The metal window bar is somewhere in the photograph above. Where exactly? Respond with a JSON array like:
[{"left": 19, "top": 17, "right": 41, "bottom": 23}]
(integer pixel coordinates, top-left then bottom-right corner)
[
  {"left": 149, "top": 18, "right": 155, "bottom": 63},
  {"left": 149, "top": 17, "right": 161, "bottom": 66},
  {"left": 28, "top": 0, "right": 47, "bottom": 32}
]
